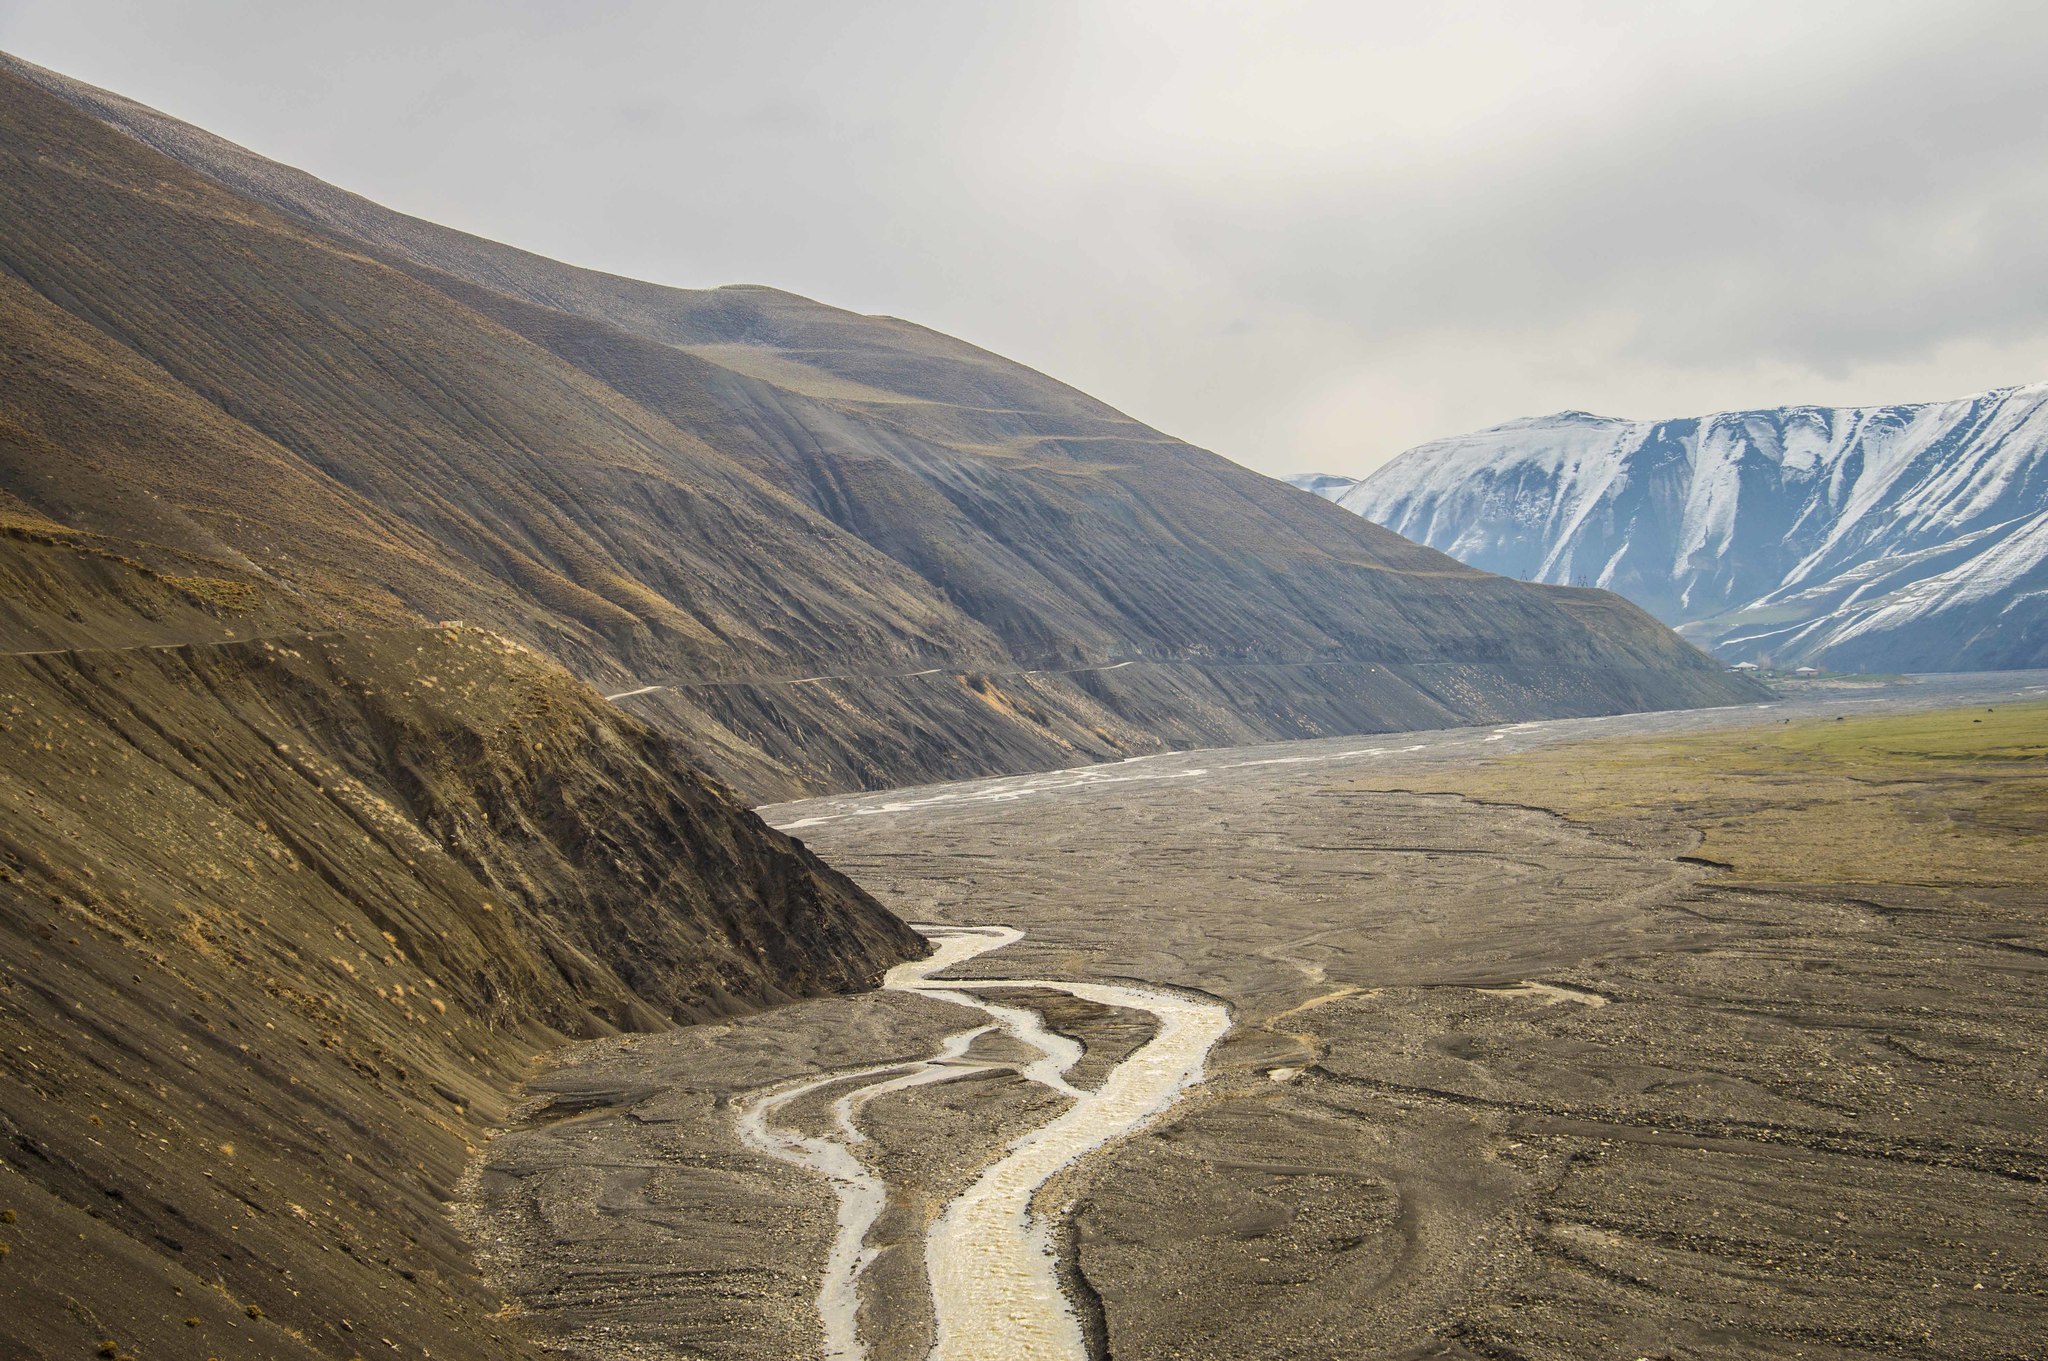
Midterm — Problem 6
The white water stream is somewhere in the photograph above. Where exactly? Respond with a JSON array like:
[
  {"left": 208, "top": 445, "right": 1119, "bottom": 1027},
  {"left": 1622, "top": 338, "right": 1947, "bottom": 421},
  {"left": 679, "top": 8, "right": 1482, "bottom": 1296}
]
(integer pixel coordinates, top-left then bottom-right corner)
[{"left": 734, "top": 924, "right": 1231, "bottom": 1361}]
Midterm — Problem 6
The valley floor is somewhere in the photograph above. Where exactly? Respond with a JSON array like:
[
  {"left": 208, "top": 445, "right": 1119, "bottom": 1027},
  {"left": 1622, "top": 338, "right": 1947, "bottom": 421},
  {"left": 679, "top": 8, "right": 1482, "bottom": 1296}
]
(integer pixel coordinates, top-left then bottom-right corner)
[{"left": 472, "top": 672, "right": 2048, "bottom": 1360}]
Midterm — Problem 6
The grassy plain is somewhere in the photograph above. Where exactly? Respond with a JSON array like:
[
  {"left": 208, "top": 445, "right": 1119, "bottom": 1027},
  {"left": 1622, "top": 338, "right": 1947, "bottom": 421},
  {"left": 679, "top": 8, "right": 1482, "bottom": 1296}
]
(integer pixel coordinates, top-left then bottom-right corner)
[{"left": 1374, "top": 701, "right": 2048, "bottom": 903}]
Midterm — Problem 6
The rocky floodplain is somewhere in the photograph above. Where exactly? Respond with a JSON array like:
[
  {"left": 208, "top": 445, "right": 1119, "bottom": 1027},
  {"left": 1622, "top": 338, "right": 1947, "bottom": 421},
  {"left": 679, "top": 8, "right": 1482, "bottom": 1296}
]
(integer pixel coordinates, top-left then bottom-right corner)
[{"left": 473, "top": 672, "right": 2048, "bottom": 1360}]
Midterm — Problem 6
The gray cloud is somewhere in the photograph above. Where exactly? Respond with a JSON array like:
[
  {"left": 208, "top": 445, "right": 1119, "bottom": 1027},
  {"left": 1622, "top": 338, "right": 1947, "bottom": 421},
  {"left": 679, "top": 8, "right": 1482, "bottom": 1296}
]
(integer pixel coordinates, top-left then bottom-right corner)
[{"left": 3, "top": 0, "right": 2045, "bottom": 473}]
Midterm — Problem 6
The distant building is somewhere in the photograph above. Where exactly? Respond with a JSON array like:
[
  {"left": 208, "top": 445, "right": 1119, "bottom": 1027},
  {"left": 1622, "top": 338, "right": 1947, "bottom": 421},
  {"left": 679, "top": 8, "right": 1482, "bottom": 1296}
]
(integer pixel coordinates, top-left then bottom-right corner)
[
  {"left": 1794, "top": 666, "right": 1822, "bottom": 676},
  {"left": 1730, "top": 661, "right": 1760, "bottom": 671}
]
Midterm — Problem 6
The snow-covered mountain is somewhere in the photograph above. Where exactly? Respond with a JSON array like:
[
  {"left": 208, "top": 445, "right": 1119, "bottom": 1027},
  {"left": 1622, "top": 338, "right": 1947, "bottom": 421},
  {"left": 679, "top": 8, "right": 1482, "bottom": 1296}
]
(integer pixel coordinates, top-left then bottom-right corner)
[
  {"left": 1282, "top": 472, "right": 1359, "bottom": 499},
  {"left": 1302, "top": 383, "right": 2048, "bottom": 671}
]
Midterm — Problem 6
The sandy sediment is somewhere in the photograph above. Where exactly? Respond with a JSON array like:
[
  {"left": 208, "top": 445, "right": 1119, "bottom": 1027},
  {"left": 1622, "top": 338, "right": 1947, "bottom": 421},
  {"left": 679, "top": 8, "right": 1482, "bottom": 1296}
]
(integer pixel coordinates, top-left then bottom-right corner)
[{"left": 734, "top": 925, "right": 1230, "bottom": 1361}]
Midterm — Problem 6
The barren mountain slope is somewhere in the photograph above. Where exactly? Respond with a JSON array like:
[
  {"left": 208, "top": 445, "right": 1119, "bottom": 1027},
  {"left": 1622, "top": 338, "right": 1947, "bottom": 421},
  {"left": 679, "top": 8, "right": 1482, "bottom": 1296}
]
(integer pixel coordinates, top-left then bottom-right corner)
[
  {"left": 0, "top": 63, "right": 1136, "bottom": 796},
  {"left": 0, "top": 66, "right": 998, "bottom": 672},
  {"left": 0, "top": 51, "right": 1761, "bottom": 797},
  {"left": 0, "top": 620, "right": 917, "bottom": 1361}
]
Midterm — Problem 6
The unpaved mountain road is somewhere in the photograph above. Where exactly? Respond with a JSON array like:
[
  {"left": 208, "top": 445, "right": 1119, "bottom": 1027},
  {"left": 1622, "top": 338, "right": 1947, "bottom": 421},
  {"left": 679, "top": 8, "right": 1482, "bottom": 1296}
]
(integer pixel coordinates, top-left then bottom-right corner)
[
  {"left": 600, "top": 655, "right": 1156, "bottom": 705},
  {"left": 472, "top": 671, "right": 2048, "bottom": 1361}
]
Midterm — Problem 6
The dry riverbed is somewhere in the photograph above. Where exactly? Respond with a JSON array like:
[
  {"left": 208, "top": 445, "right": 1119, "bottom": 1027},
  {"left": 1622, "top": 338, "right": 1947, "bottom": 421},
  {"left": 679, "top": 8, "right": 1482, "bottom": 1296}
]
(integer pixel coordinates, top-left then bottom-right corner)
[{"left": 471, "top": 673, "right": 2048, "bottom": 1360}]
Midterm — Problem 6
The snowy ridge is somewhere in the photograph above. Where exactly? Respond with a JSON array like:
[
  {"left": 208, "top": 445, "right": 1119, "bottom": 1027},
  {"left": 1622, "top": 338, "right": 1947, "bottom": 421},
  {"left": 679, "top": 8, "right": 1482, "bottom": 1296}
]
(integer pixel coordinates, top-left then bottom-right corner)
[
  {"left": 1281, "top": 472, "right": 1360, "bottom": 499},
  {"left": 1307, "top": 382, "right": 2048, "bottom": 671}
]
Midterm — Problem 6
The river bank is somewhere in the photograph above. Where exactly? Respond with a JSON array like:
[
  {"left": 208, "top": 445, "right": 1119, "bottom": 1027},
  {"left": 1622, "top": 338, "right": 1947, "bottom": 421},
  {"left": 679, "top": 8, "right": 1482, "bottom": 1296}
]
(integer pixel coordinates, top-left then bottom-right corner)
[{"left": 470, "top": 672, "right": 2048, "bottom": 1360}]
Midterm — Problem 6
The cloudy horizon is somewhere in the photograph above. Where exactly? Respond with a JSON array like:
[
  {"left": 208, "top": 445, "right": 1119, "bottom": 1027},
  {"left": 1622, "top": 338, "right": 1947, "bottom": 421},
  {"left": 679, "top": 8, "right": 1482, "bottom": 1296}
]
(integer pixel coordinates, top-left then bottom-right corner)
[{"left": 3, "top": 0, "right": 2044, "bottom": 477}]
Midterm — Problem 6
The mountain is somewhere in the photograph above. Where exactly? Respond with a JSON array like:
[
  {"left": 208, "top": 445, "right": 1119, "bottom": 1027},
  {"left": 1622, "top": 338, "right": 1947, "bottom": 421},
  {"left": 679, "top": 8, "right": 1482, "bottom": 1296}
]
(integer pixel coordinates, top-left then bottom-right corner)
[
  {"left": 1317, "top": 384, "right": 2048, "bottom": 672},
  {"left": 0, "top": 52, "right": 1759, "bottom": 804},
  {"left": 0, "top": 54, "right": 927, "bottom": 1361},
  {"left": 0, "top": 48, "right": 1769, "bottom": 1361}
]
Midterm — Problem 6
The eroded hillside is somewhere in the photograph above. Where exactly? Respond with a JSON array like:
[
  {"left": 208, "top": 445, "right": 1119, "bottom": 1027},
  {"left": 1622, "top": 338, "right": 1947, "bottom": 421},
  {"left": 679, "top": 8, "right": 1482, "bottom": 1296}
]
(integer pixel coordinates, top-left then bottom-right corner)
[
  {"left": 0, "top": 52, "right": 1761, "bottom": 800},
  {"left": 0, "top": 622, "right": 916, "bottom": 1361}
]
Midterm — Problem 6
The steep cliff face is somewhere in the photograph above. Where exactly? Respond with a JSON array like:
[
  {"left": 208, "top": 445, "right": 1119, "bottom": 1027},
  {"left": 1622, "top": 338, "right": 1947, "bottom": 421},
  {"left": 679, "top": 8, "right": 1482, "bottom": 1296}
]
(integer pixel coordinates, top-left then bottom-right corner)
[
  {"left": 0, "top": 53, "right": 1760, "bottom": 801},
  {"left": 1324, "top": 385, "right": 2048, "bottom": 671},
  {"left": 0, "top": 619, "right": 917, "bottom": 1361}
]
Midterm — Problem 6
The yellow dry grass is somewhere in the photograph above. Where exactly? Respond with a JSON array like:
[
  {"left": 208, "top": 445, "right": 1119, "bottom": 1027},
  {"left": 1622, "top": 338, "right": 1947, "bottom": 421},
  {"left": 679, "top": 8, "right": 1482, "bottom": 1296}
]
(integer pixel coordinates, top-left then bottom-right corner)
[{"left": 1350, "top": 701, "right": 2048, "bottom": 891}]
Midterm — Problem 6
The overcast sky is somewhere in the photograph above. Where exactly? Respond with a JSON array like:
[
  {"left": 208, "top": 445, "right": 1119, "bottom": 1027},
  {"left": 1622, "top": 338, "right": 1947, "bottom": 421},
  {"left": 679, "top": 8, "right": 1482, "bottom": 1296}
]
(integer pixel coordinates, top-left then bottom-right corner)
[{"left": 4, "top": 1, "right": 2046, "bottom": 476}]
